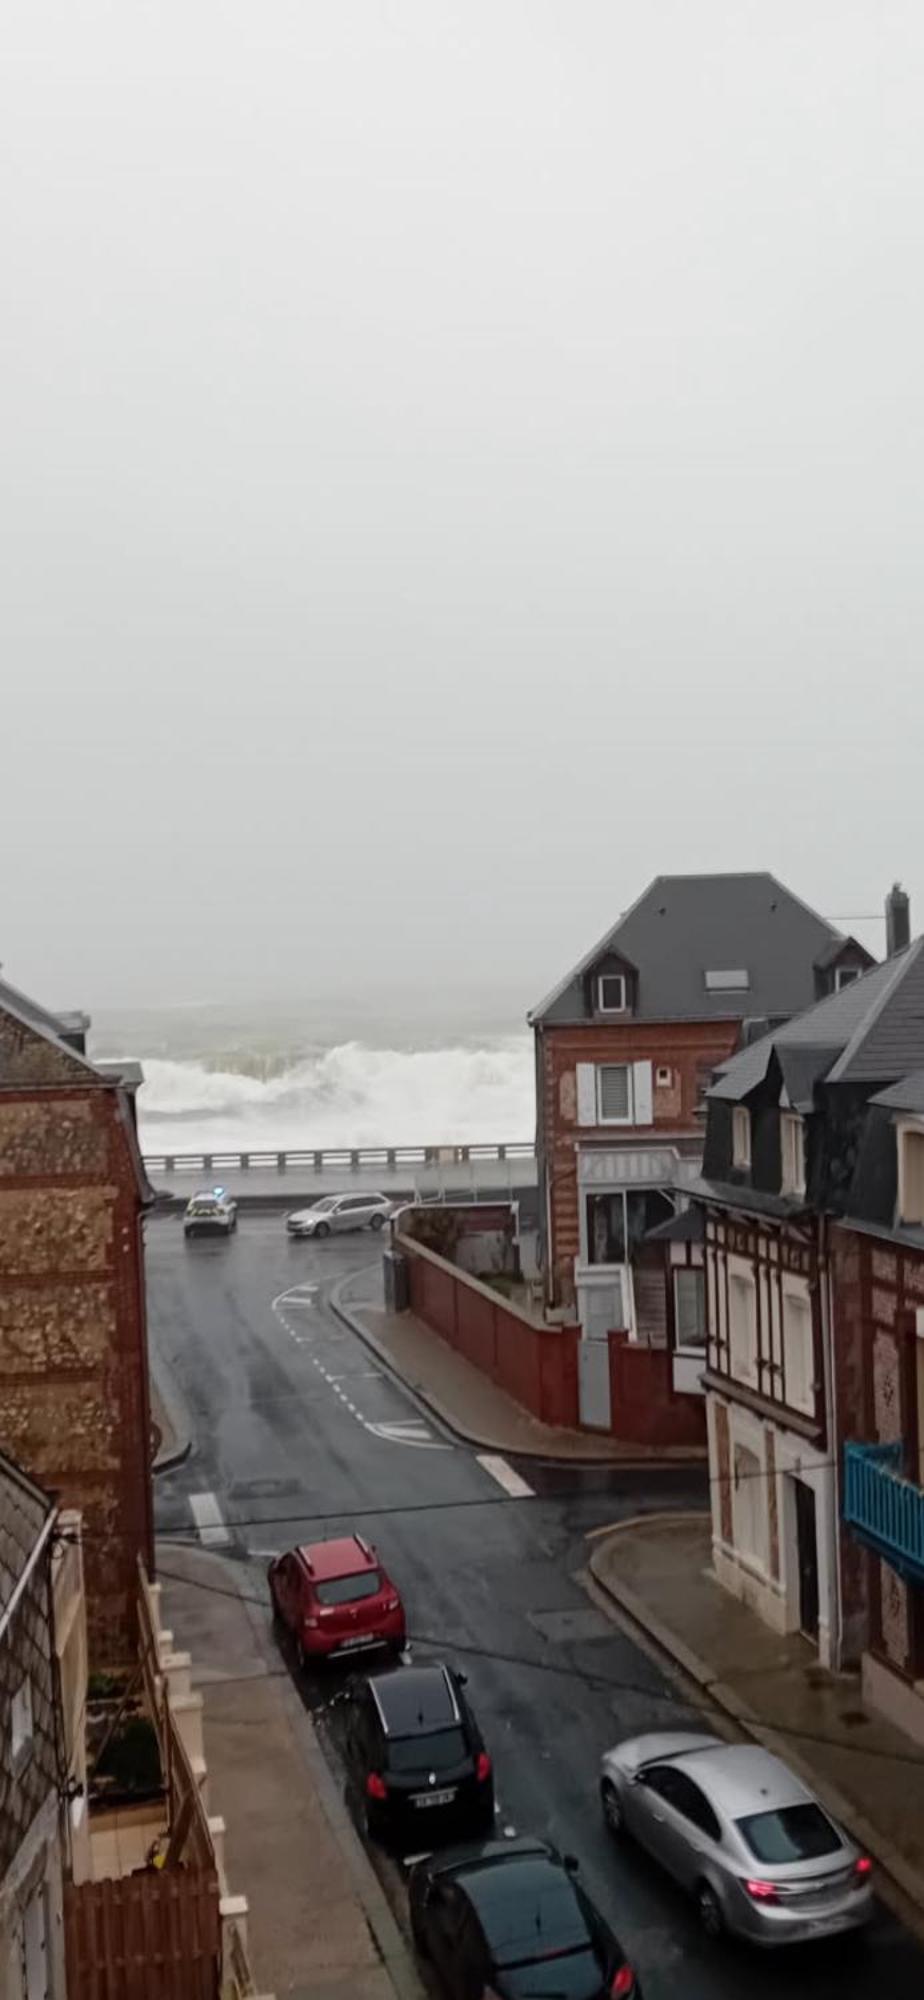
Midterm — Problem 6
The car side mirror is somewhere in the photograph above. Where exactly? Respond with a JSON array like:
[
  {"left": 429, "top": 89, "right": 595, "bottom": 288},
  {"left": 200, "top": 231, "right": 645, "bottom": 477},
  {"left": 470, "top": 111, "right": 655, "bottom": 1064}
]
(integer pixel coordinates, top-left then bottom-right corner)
[
  {"left": 563, "top": 1855, "right": 580, "bottom": 1875},
  {"left": 456, "top": 1671, "right": 468, "bottom": 1687}
]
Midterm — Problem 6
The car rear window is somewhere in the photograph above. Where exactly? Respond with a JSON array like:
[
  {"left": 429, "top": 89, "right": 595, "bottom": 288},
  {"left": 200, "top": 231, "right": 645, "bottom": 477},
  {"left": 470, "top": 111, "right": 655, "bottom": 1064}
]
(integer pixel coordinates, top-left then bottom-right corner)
[
  {"left": 737, "top": 1803, "right": 841, "bottom": 1864},
  {"left": 314, "top": 1571, "right": 382, "bottom": 1606},
  {"left": 387, "top": 1726, "right": 467, "bottom": 1773},
  {"left": 463, "top": 1861, "right": 589, "bottom": 1966},
  {"left": 500, "top": 1950, "right": 603, "bottom": 2000}
]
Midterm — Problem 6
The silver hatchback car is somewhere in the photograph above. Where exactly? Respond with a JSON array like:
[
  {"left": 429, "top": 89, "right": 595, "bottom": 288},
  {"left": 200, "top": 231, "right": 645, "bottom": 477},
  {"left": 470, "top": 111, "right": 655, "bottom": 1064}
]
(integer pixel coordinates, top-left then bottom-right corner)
[{"left": 599, "top": 1733, "right": 873, "bottom": 1947}]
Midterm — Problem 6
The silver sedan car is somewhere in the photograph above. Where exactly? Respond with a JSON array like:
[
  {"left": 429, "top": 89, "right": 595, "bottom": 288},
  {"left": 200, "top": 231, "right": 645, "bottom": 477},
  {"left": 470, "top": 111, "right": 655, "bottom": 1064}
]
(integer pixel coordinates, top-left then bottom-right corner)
[{"left": 599, "top": 1732, "right": 873, "bottom": 1947}]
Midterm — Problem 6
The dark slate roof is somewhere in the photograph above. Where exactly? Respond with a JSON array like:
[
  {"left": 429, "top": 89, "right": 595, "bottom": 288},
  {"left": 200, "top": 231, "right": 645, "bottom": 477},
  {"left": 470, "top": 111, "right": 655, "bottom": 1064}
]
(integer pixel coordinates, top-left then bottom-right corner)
[
  {"left": 644, "top": 1207, "right": 705, "bottom": 1244},
  {"left": 0, "top": 1450, "right": 53, "bottom": 1617},
  {"left": 870, "top": 1069, "right": 924, "bottom": 1114},
  {"left": 530, "top": 873, "right": 845, "bottom": 1026},
  {"left": 828, "top": 939, "right": 924, "bottom": 1083},
  {"left": 707, "top": 951, "right": 915, "bottom": 1103},
  {"left": 685, "top": 1176, "right": 809, "bottom": 1221}
]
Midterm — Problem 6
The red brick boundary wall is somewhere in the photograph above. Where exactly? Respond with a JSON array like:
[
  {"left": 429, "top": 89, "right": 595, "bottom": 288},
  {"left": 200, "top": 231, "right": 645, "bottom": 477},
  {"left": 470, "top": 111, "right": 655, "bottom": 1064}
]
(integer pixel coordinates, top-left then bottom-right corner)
[
  {"left": 607, "top": 1332, "right": 706, "bottom": 1447},
  {"left": 397, "top": 1232, "right": 579, "bottom": 1428}
]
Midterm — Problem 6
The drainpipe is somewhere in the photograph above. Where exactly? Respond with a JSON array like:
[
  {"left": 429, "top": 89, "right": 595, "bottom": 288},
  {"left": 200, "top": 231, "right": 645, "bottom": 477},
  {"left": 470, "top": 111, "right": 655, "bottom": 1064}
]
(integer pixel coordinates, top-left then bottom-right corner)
[{"left": 819, "top": 1213, "right": 845, "bottom": 1671}]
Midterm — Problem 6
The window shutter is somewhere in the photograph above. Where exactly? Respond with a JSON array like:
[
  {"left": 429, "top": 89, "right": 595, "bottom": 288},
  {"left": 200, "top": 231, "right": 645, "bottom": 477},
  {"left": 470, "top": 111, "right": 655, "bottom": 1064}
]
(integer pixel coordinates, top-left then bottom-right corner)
[
  {"left": 576, "top": 1064, "right": 597, "bottom": 1126},
  {"left": 633, "top": 1060, "right": 653, "bottom": 1126}
]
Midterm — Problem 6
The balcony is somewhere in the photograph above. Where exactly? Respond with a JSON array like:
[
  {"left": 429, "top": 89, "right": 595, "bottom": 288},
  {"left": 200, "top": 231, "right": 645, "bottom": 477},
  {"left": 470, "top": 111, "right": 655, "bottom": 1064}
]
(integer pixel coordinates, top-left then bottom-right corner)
[{"left": 843, "top": 1441, "right": 924, "bottom": 1583}]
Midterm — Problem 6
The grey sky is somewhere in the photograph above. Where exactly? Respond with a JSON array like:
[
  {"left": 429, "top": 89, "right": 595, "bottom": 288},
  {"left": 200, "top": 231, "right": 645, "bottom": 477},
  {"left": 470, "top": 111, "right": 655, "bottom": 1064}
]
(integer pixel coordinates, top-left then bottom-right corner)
[{"left": 3, "top": 2, "right": 921, "bottom": 1009}]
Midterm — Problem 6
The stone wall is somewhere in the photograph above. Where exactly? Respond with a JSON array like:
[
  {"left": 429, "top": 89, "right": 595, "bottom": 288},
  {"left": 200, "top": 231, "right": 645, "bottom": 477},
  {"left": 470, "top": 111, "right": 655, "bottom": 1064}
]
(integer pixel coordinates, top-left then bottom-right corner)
[{"left": 0, "top": 1062, "right": 153, "bottom": 1669}]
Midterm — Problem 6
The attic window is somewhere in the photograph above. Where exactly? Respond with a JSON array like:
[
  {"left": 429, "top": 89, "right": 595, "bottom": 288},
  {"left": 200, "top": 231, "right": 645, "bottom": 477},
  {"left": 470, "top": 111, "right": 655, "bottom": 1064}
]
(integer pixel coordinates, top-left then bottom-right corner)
[
  {"left": 597, "top": 974, "right": 627, "bottom": 1014},
  {"left": 834, "top": 966, "right": 861, "bottom": 990},
  {"left": 705, "top": 970, "right": 750, "bottom": 993}
]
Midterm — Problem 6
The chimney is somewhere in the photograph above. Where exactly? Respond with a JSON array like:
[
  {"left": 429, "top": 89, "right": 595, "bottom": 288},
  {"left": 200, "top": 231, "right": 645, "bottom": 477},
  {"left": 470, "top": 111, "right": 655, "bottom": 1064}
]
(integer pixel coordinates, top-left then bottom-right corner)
[{"left": 885, "top": 883, "right": 911, "bottom": 958}]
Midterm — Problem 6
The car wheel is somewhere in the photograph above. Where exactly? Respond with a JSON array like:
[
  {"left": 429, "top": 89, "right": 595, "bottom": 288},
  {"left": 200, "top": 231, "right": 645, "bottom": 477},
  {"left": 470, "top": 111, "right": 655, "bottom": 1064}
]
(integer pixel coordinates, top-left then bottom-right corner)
[
  {"left": 369, "top": 1212, "right": 385, "bottom": 1231},
  {"left": 314, "top": 1221, "right": 330, "bottom": 1239},
  {"left": 600, "top": 1780, "right": 623, "bottom": 1837},
  {"left": 696, "top": 1882, "right": 724, "bottom": 1939}
]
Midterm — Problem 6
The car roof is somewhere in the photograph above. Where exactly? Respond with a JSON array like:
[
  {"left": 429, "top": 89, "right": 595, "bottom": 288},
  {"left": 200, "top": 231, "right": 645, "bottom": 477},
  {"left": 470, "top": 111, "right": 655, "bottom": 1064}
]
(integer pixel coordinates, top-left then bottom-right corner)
[
  {"left": 297, "top": 1536, "right": 376, "bottom": 1580},
  {"left": 189, "top": 1190, "right": 225, "bottom": 1203},
  {"left": 369, "top": 1664, "right": 458, "bottom": 1734},
  {"left": 668, "top": 1743, "right": 814, "bottom": 1817}
]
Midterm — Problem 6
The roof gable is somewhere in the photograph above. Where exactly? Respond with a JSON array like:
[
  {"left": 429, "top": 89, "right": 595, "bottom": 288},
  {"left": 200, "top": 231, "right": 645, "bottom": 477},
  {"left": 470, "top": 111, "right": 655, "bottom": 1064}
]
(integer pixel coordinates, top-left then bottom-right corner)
[
  {"left": 530, "top": 873, "right": 843, "bottom": 1026},
  {"left": 0, "top": 1000, "right": 100, "bottom": 1087},
  {"left": 709, "top": 942, "right": 924, "bottom": 1105}
]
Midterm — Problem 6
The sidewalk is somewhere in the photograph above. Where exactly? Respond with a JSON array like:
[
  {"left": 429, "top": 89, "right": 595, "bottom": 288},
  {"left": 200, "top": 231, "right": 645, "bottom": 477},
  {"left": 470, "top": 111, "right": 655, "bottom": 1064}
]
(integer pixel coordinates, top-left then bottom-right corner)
[
  {"left": 158, "top": 1543, "right": 424, "bottom": 2000},
  {"left": 334, "top": 1267, "right": 705, "bottom": 1465},
  {"left": 590, "top": 1512, "right": 924, "bottom": 1928}
]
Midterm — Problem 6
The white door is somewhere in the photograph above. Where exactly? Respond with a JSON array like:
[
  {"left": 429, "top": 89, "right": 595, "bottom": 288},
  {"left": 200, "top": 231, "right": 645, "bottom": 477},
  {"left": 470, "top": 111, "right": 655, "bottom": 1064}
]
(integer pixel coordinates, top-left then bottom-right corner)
[{"left": 578, "top": 1338, "right": 612, "bottom": 1429}]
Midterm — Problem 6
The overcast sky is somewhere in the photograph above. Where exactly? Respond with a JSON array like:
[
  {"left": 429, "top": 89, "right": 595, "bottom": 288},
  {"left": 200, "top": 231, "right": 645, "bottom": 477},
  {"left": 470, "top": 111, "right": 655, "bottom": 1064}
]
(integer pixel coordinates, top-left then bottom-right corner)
[{"left": 3, "top": 2, "right": 922, "bottom": 1011}]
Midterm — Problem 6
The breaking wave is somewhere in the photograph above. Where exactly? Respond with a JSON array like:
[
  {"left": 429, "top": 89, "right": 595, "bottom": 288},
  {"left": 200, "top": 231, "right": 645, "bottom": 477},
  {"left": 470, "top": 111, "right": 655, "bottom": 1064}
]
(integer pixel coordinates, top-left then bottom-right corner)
[{"left": 135, "top": 1038, "right": 534, "bottom": 1152}]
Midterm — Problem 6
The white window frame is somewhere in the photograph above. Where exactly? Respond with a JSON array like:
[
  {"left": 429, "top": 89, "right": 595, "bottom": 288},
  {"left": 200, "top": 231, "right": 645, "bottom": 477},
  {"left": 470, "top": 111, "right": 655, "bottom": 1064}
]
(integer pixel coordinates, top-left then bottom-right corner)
[
  {"left": 780, "top": 1112, "right": 806, "bottom": 1197},
  {"left": 834, "top": 964, "right": 861, "bottom": 990},
  {"left": 673, "top": 1267, "right": 706, "bottom": 1350},
  {"left": 596, "top": 1064, "right": 634, "bottom": 1126},
  {"left": 11, "top": 1679, "right": 33, "bottom": 1766},
  {"left": 596, "top": 973, "right": 627, "bottom": 1014},
  {"left": 781, "top": 1280, "right": 815, "bottom": 1417},
  {"left": 728, "top": 1265, "right": 758, "bottom": 1388},
  {"left": 656, "top": 1064, "right": 672, "bottom": 1087},
  {"left": 898, "top": 1121, "right": 924, "bottom": 1227},
  {"left": 732, "top": 1105, "right": 751, "bottom": 1169}
]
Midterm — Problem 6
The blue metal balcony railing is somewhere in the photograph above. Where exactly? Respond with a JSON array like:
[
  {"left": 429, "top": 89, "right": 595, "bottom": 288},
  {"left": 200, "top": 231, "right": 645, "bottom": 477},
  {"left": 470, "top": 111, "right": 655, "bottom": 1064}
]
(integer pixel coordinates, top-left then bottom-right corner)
[{"left": 842, "top": 1440, "right": 924, "bottom": 1582}]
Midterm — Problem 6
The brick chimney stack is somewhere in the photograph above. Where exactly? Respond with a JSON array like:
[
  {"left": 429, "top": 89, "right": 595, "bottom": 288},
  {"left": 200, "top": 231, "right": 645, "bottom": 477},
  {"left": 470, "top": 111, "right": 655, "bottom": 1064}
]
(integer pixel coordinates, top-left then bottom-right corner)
[{"left": 885, "top": 883, "right": 911, "bottom": 957}]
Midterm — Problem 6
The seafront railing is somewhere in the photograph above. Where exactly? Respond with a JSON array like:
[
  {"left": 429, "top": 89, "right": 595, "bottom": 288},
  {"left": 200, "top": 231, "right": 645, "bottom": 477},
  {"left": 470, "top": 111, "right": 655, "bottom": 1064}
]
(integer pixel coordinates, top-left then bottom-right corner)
[{"left": 142, "top": 1141, "right": 536, "bottom": 1176}]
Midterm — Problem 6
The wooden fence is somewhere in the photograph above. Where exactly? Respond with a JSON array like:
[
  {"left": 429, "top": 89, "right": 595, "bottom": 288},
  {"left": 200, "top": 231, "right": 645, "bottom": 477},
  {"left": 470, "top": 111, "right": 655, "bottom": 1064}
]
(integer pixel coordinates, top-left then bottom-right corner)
[{"left": 64, "top": 1870, "right": 221, "bottom": 2000}]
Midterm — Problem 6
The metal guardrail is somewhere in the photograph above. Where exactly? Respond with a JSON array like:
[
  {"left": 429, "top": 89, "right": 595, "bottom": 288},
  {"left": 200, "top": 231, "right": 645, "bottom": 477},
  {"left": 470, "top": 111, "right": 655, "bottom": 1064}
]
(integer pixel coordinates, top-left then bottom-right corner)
[{"left": 143, "top": 1142, "right": 536, "bottom": 1176}]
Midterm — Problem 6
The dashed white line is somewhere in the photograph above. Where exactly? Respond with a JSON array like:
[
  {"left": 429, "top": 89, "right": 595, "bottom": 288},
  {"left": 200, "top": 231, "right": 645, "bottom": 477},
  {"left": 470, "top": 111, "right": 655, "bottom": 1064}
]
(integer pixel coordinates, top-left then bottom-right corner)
[
  {"left": 476, "top": 1454, "right": 534, "bottom": 1499},
  {"left": 189, "top": 1491, "right": 232, "bottom": 1548}
]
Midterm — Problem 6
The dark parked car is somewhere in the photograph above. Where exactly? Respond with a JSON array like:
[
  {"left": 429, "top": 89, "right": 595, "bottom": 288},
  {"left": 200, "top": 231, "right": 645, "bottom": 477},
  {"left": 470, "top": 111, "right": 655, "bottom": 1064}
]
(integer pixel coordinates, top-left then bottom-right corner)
[
  {"left": 409, "top": 1837, "right": 641, "bottom": 2000},
  {"left": 342, "top": 1663, "right": 494, "bottom": 1848}
]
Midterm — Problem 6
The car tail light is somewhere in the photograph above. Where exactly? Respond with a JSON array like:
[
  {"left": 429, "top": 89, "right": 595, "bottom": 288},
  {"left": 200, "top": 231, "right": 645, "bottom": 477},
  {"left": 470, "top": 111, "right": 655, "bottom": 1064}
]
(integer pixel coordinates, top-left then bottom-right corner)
[
  {"left": 366, "top": 1773, "right": 387, "bottom": 1801},
  {"left": 476, "top": 1753, "right": 492, "bottom": 1783},
  {"left": 854, "top": 1856, "right": 872, "bottom": 1882},
  {"left": 745, "top": 1880, "right": 779, "bottom": 1903},
  {"left": 385, "top": 1596, "right": 400, "bottom": 1611},
  {"left": 610, "top": 1968, "right": 635, "bottom": 1997}
]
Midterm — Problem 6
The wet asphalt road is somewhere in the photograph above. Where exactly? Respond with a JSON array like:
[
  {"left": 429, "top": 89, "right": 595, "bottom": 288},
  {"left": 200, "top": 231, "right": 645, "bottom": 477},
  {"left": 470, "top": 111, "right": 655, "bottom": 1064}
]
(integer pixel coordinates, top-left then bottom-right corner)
[{"left": 146, "top": 1213, "right": 924, "bottom": 2000}]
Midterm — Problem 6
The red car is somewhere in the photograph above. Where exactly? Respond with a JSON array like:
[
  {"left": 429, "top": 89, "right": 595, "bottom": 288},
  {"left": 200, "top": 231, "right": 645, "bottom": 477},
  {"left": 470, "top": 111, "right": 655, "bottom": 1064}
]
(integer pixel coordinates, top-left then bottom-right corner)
[{"left": 268, "top": 1535, "right": 406, "bottom": 1666}]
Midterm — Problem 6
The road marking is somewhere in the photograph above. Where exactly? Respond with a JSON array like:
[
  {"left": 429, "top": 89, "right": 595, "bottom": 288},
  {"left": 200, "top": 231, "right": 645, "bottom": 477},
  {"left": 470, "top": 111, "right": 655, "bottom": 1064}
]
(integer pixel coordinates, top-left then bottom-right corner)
[
  {"left": 189, "top": 1491, "right": 232, "bottom": 1548},
  {"left": 271, "top": 1286, "right": 451, "bottom": 1450},
  {"left": 476, "top": 1455, "right": 534, "bottom": 1499},
  {"left": 366, "top": 1420, "right": 448, "bottom": 1450}
]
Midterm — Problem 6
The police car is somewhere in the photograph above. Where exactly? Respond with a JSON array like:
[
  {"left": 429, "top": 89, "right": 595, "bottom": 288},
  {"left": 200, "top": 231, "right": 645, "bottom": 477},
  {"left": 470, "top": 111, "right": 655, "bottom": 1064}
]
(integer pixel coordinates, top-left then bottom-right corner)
[{"left": 183, "top": 1188, "right": 238, "bottom": 1238}]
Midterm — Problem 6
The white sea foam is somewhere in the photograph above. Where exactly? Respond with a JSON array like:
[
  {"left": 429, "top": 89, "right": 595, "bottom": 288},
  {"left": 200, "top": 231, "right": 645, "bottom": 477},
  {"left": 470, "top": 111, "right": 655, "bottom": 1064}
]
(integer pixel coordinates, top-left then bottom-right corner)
[{"left": 135, "top": 1037, "right": 534, "bottom": 1152}]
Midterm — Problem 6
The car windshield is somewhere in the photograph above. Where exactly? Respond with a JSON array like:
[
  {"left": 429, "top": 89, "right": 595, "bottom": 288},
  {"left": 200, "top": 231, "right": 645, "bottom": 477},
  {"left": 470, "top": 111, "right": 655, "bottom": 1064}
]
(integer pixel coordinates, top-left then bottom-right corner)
[
  {"left": 313, "top": 1197, "right": 339, "bottom": 1212},
  {"left": 190, "top": 1201, "right": 218, "bottom": 1213},
  {"left": 314, "top": 1571, "right": 382, "bottom": 1607},
  {"left": 737, "top": 1803, "right": 841, "bottom": 1865},
  {"left": 386, "top": 1727, "right": 467, "bottom": 1773}
]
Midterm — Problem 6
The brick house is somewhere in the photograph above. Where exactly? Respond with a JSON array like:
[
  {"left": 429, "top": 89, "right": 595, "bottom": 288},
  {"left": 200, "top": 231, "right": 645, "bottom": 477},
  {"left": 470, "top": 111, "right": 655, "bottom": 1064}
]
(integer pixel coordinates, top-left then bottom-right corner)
[
  {"left": 0, "top": 1450, "right": 66, "bottom": 1997},
  {"left": 529, "top": 873, "right": 871, "bottom": 1429},
  {"left": 0, "top": 976, "right": 155, "bottom": 1669},
  {"left": 832, "top": 1066, "right": 924, "bottom": 1745},
  {"left": 692, "top": 915, "right": 924, "bottom": 1674}
]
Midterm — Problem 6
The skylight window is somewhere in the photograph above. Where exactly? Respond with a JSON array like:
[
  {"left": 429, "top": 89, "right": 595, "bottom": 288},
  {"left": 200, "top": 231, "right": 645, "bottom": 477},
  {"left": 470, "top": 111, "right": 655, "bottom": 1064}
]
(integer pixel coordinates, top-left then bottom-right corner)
[{"left": 705, "top": 969, "right": 750, "bottom": 992}]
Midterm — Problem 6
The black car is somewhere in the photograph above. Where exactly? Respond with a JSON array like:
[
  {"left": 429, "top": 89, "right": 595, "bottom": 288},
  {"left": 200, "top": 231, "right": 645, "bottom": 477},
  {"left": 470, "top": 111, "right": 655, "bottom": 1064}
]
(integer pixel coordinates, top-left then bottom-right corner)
[
  {"left": 341, "top": 1663, "right": 495, "bottom": 1847},
  {"left": 409, "top": 1838, "right": 641, "bottom": 2000}
]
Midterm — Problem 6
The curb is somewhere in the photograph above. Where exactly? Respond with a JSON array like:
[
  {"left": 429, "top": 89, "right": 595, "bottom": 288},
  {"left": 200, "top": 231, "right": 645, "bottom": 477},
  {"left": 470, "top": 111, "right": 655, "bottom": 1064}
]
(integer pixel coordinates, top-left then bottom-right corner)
[
  {"left": 150, "top": 1351, "right": 194, "bottom": 1475},
  {"left": 330, "top": 1271, "right": 708, "bottom": 1473},
  {"left": 589, "top": 1517, "right": 924, "bottom": 1941},
  {"left": 228, "top": 1557, "right": 428, "bottom": 2000}
]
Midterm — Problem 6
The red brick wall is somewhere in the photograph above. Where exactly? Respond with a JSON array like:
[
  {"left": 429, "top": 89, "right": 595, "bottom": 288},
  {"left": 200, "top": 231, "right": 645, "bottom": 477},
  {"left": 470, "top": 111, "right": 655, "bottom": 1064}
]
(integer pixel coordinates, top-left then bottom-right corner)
[
  {"left": 0, "top": 1067, "right": 154, "bottom": 1669},
  {"left": 607, "top": 1332, "right": 707, "bottom": 1448},
  {"left": 538, "top": 1020, "right": 740, "bottom": 1304},
  {"left": 401, "top": 1234, "right": 580, "bottom": 1428}
]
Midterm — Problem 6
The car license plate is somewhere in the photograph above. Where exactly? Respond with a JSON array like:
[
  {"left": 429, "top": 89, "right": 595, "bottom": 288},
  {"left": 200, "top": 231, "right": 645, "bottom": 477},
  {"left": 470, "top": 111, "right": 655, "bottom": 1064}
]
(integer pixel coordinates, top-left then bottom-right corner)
[
  {"left": 412, "top": 1790, "right": 455, "bottom": 1809},
  {"left": 336, "top": 1634, "right": 375, "bottom": 1652}
]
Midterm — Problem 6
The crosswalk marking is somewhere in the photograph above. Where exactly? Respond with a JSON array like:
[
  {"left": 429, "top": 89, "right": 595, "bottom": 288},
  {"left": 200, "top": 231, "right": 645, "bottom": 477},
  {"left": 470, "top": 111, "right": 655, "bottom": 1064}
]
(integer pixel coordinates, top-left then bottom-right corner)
[
  {"left": 189, "top": 1490, "right": 232, "bottom": 1547},
  {"left": 476, "top": 1454, "right": 534, "bottom": 1499}
]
